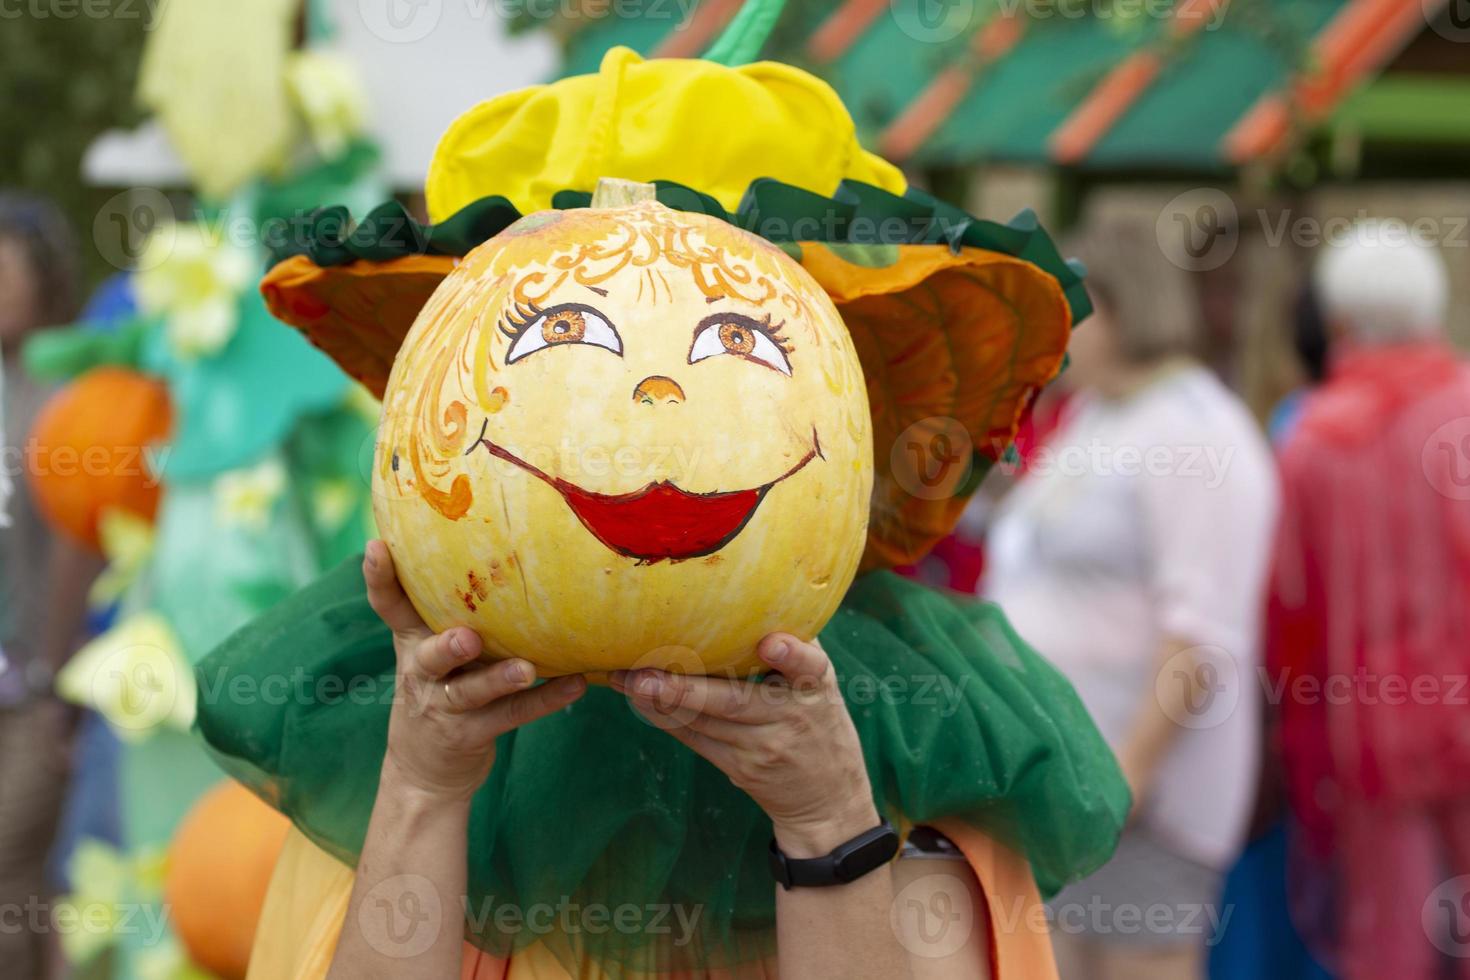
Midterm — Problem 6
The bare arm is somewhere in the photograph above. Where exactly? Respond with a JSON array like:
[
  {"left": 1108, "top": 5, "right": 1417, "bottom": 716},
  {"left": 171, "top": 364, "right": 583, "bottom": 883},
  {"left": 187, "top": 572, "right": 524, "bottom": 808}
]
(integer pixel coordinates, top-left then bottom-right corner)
[
  {"left": 1117, "top": 635, "right": 1202, "bottom": 811},
  {"left": 327, "top": 542, "right": 586, "bottom": 979},
  {"left": 891, "top": 854, "right": 992, "bottom": 980},
  {"left": 613, "top": 639, "right": 995, "bottom": 979},
  {"left": 772, "top": 798, "right": 912, "bottom": 980}
]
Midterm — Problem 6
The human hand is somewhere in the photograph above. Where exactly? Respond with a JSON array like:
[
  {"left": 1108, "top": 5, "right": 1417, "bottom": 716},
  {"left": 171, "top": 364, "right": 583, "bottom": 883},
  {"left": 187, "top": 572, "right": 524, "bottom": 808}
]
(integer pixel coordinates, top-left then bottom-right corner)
[
  {"left": 610, "top": 634, "right": 878, "bottom": 857},
  {"left": 365, "top": 540, "right": 587, "bottom": 805}
]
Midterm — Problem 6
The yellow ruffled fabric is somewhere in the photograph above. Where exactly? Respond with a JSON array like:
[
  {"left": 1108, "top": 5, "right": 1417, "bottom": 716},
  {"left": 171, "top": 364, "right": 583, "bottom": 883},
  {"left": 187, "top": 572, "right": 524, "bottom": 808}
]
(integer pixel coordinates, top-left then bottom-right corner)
[{"left": 425, "top": 47, "right": 906, "bottom": 222}]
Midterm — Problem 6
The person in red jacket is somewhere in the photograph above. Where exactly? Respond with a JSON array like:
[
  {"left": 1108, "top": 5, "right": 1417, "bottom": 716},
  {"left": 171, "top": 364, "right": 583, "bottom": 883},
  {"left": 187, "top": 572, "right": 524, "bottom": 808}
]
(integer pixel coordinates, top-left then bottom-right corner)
[{"left": 1268, "top": 220, "right": 1470, "bottom": 980}]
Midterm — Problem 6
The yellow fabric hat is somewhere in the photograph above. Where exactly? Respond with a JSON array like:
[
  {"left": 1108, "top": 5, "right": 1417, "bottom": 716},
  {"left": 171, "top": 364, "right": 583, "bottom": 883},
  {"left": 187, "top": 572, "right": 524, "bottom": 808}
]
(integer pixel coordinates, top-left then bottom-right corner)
[{"left": 425, "top": 46, "right": 905, "bottom": 221}]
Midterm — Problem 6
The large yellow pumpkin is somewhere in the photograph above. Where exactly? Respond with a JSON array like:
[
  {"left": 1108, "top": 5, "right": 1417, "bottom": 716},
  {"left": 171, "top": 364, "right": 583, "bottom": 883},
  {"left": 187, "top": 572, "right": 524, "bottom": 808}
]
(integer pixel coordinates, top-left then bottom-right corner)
[
  {"left": 26, "top": 366, "right": 172, "bottom": 552},
  {"left": 165, "top": 781, "right": 290, "bottom": 980},
  {"left": 374, "top": 201, "right": 873, "bottom": 676}
]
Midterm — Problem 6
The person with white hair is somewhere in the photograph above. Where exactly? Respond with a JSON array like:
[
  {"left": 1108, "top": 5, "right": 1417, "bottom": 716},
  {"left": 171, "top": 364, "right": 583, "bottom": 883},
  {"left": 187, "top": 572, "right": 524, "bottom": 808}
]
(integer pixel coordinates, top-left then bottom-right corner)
[{"left": 1269, "top": 220, "right": 1470, "bottom": 980}]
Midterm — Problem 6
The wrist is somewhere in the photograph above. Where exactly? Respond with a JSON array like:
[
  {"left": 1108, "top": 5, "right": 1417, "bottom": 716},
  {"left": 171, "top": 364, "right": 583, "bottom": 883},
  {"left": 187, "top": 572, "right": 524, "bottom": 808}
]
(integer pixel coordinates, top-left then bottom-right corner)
[
  {"left": 379, "top": 751, "right": 477, "bottom": 814},
  {"left": 772, "top": 798, "right": 882, "bottom": 859}
]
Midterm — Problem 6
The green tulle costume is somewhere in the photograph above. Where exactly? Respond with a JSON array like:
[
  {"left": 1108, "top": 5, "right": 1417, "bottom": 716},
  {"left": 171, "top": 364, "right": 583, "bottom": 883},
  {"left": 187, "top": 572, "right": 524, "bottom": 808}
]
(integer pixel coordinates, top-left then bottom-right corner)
[{"left": 196, "top": 556, "right": 1127, "bottom": 973}]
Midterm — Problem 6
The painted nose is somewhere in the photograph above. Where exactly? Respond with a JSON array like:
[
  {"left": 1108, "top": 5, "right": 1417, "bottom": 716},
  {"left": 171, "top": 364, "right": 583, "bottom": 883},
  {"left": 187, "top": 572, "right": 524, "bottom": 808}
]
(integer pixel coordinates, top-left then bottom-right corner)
[{"left": 633, "top": 376, "right": 685, "bottom": 405}]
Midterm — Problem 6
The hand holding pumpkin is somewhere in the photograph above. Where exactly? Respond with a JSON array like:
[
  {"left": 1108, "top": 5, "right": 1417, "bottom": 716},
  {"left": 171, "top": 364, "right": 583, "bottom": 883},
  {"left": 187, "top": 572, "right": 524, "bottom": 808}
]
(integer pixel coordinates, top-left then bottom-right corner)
[
  {"left": 610, "top": 637, "right": 880, "bottom": 857},
  {"left": 366, "top": 540, "right": 588, "bottom": 804}
]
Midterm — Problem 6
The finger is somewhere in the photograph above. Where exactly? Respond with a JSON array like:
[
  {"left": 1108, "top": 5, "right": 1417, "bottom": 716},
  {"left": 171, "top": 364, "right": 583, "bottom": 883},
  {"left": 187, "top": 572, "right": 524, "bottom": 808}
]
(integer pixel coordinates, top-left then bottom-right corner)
[
  {"left": 609, "top": 670, "right": 778, "bottom": 723},
  {"left": 758, "top": 633, "right": 831, "bottom": 685},
  {"left": 613, "top": 677, "right": 756, "bottom": 741},
  {"left": 480, "top": 675, "right": 588, "bottom": 734},
  {"left": 364, "top": 541, "right": 431, "bottom": 639},
  {"left": 413, "top": 627, "right": 482, "bottom": 681},
  {"left": 445, "top": 658, "right": 536, "bottom": 711},
  {"left": 631, "top": 702, "right": 740, "bottom": 769}
]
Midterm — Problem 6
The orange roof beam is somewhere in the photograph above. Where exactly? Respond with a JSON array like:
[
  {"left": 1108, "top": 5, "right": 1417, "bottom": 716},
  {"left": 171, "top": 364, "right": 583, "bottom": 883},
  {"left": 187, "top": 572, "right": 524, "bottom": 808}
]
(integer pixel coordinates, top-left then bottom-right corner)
[
  {"left": 1222, "top": 0, "right": 1449, "bottom": 164},
  {"left": 808, "top": 0, "right": 891, "bottom": 63},
  {"left": 654, "top": 0, "right": 745, "bottom": 59},
  {"left": 1048, "top": 0, "right": 1230, "bottom": 165},
  {"left": 878, "top": 12, "right": 1025, "bottom": 161}
]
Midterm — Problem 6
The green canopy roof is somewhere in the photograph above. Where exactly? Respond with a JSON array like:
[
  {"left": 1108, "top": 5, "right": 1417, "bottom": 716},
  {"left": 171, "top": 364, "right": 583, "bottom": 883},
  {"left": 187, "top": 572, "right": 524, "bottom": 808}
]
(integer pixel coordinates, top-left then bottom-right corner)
[{"left": 558, "top": 0, "right": 1452, "bottom": 170}]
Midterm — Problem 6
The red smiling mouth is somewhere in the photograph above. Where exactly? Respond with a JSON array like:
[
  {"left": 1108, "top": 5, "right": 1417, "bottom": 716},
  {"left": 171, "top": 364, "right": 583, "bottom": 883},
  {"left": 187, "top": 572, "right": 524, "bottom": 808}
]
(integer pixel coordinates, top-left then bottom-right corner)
[{"left": 470, "top": 421, "right": 821, "bottom": 562}]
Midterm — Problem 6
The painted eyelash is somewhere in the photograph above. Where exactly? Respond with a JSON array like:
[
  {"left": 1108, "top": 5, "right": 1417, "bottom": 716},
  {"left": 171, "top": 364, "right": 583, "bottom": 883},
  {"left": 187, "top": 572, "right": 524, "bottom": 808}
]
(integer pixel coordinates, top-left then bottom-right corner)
[
  {"left": 760, "top": 315, "right": 794, "bottom": 354},
  {"left": 498, "top": 301, "right": 544, "bottom": 338}
]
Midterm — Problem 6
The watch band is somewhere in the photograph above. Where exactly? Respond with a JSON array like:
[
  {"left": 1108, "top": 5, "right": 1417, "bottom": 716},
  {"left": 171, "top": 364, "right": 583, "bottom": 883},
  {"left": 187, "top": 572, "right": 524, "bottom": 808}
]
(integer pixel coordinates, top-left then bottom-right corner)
[{"left": 767, "top": 819, "right": 900, "bottom": 889}]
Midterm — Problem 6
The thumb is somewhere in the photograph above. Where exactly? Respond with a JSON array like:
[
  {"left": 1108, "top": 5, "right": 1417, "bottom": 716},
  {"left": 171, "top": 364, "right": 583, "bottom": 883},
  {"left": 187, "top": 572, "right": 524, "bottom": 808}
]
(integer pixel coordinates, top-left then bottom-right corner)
[{"left": 364, "top": 540, "right": 431, "bottom": 640}]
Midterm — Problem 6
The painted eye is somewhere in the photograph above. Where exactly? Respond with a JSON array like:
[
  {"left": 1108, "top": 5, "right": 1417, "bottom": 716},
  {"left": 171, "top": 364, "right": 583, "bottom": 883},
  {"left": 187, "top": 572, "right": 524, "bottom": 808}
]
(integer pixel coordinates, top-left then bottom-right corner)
[
  {"left": 504, "top": 304, "right": 622, "bottom": 364},
  {"left": 689, "top": 313, "right": 791, "bottom": 376}
]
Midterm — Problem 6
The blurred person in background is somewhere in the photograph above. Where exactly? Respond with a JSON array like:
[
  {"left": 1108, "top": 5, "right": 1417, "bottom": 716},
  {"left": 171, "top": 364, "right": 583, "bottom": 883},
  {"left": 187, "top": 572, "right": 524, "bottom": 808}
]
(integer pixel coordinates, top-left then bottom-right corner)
[
  {"left": 1208, "top": 276, "right": 1337, "bottom": 980},
  {"left": 1268, "top": 222, "right": 1470, "bottom": 980},
  {"left": 983, "top": 214, "right": 1278, "bottom": 979},
  {"left": 0, "top": 192, "right": 98, "bottom": 980}
]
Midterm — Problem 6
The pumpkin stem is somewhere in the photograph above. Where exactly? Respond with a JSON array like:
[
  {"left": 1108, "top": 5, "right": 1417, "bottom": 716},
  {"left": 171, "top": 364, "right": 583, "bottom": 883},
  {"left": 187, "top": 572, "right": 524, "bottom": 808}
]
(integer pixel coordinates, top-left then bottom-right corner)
[
  {"left": 590, "top": 178, "right": 658, "bottom": 208},
  {"left": 702, "top": 0, "right": 788, "bottom": 66}
]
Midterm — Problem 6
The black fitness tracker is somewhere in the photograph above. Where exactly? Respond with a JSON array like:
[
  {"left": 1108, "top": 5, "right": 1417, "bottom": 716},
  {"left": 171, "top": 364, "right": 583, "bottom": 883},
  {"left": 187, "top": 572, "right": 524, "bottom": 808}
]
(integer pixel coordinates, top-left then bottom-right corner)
[{"left": 767, "top": 819, "right": 900, "bottom": 889}]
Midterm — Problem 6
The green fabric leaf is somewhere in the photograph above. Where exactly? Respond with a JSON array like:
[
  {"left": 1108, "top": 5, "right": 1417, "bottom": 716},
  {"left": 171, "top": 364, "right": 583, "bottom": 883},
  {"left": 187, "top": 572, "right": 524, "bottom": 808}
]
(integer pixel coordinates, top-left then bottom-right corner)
[
  {"left": 266, "top": 178, "right": 1091, "bottom": 325},
  {"left": 21, "top": 318, "right": 153, "bottom": 381},
  {"left": 702, "top": 0, "right": 789, "bottom": 66},
  {"left": 160, "top": 290, "right": 348, "bottom": 480}
]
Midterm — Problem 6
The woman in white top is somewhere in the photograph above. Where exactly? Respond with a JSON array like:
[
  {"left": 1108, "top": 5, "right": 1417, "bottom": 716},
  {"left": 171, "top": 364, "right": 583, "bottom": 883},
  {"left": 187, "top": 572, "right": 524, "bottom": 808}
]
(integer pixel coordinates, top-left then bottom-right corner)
[{"left": 984, "top": 215, "right": 1278, "bottom": 980}]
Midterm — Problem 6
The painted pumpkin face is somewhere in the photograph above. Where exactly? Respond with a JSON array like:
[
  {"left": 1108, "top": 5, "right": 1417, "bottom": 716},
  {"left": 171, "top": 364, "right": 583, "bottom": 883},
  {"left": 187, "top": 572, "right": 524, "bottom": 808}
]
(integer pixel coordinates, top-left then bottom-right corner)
[{"left": 374, "top": 202, "right": 873, "bottom": 676}]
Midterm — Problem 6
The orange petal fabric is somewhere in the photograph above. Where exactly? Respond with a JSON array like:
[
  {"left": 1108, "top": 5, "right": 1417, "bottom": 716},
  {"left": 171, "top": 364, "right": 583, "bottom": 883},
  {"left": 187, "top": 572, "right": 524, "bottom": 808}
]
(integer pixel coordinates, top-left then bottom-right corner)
[
  {"left": 260, "top": 254, "right": 456, "bottom": 398},
  {"left": 797, "top": 243, "right": 1072, "bottom": 571}
]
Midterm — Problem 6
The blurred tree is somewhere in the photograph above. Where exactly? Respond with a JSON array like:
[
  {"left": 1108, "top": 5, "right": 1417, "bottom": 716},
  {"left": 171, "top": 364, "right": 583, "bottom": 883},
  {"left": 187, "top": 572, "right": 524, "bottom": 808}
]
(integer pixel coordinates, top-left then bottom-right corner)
[{"left": 0, "top": 0, "right": 147, "bottom": 291}]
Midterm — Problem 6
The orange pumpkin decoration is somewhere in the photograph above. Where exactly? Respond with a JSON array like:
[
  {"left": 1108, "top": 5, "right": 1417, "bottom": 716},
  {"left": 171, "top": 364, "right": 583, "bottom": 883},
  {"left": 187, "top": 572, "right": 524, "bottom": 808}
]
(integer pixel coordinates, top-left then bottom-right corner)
[
  {"left": 26, "top": 367, "right": 172, "bottom": 551},
  {"left": 165, "top": 781, "right": 291, "bottom": 980}
]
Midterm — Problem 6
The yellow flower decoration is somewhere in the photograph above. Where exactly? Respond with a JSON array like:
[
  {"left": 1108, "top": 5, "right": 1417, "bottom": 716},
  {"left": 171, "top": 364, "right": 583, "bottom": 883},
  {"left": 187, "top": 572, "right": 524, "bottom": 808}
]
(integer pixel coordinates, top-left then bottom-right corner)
[
  {"left": 285, "top": 49, "right": 371, "bottom": 161},
  {"left": 57, "top": 613, "right": 195, "bottom": 741},
  {"left": 89, "top": 507, "right": 157, "bottom": 610},
  {"left": 136, "top": 937, "right": 215, "bottom": 980},
  {"left": 56, "top": 840, "right": 168, "bottom": 966},
  {"left": 214, "top": 457, "right": 288, "bottom": 531},
  {"left": 135, "top": 223, "right": 254, "bottom": 360},
  {"left": 311, "top": 477, "right": 357, "bottom": 533}
]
